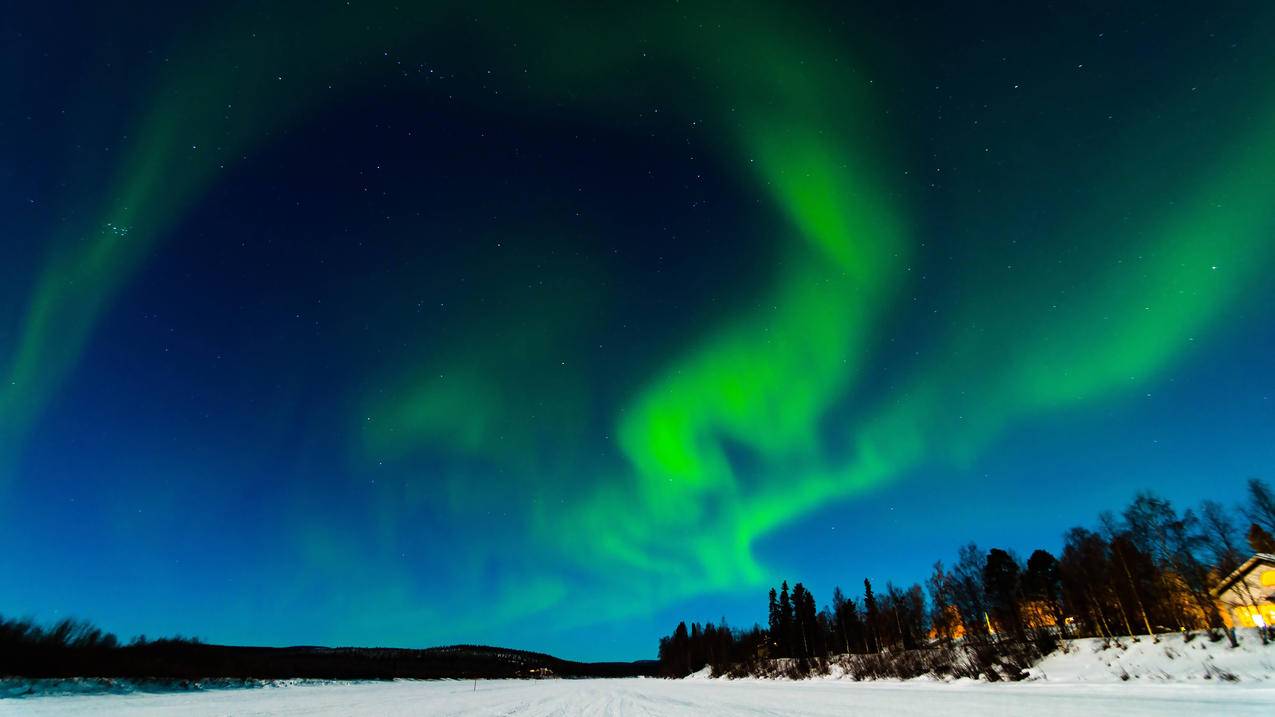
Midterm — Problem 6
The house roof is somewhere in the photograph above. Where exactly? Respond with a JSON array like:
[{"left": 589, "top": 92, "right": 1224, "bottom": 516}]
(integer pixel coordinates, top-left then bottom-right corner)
[{"left": 1212, "top": 553, "right": 1275, "bottom": 597}]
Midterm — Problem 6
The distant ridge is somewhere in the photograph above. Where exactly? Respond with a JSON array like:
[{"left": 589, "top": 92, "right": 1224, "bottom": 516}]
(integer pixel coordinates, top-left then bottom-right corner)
[{"left": 1, "top": 617, "right": 658, "bottom": 681}]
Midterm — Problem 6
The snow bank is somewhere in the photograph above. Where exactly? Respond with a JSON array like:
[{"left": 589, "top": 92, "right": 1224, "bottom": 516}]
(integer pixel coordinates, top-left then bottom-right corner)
[
  {"left": 0, "top": 676, "right": 365, "bottom": 699},
  {"left": 1027, "top": 628, "right": 1275, "bottom": 683},
  {"left": 683, "top": 666, "right": 714, "bottom": 680}
]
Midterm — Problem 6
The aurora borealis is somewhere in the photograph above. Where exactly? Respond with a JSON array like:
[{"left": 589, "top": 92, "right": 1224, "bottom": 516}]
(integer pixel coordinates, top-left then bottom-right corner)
[{"left": 3, "top": 1, "right": 1274, "bottom": 660}]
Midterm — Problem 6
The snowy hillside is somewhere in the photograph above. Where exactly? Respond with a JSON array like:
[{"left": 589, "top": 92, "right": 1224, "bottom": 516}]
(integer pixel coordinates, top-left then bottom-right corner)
[
  {"left": 687, "top": 629, "right": 1274, "bottom": 684},
  {"left": 1027, "top": 629, "right": 1275, "bottom": 684}
]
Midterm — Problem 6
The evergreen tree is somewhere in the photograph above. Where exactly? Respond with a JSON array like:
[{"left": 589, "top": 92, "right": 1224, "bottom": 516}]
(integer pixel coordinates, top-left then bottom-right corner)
[
  {"left": 662, "top": 622, "right": 691, "bottom": 676},
  {"left": 778, "top": 581, "right": 794, "bottom": 658},
  {"left": 767, "top": 587, "right": 780, "bottom": 654},
  {"left": 701, "top": 622, "right": 717, "bottom": 668},
  {"left": 863, "top": 578, "right": 880, "bottom": 653},
  {"left": 689, "top": 622, "right": 702, "bottom": 670},
  {"left": 792, "top": 583, "right": 818, "bottom": 658},
  {"left": 1022, "top": 549, "right": 1064, "bottom": 632},
  {"left": 982, "top": 548, "right": 1024, "bottom": 639}
]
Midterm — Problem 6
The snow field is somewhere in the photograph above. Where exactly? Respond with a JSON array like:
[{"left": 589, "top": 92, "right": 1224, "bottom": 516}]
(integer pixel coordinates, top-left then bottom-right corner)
[{"left": 4, "top": 677, "right": 1273, "bottom": 716}]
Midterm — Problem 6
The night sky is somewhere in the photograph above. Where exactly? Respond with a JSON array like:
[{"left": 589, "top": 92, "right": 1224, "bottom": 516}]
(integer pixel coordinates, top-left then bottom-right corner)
[{"left": 3, "top": 2, "right": 1273, "bottom": 661}]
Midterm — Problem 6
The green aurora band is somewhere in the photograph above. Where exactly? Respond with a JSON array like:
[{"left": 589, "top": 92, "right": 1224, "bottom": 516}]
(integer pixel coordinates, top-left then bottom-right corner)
[{"left": 3, "top": 2, "right": 1273, "bottom": 630}]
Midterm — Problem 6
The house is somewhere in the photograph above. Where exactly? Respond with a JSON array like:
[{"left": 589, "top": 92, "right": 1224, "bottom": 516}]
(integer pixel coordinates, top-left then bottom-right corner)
[{"left": 1212, "top": 553, "right": 1275, "bottom": 629}]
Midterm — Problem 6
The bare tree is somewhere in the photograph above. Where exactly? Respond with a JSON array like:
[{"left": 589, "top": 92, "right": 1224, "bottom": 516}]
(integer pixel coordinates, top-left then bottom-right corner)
[
  {"left": 1199, "top": 500, "right": 1243, "bottom": 576},
  {"left": 1243, "top": 478, "right": 1275, "bottom": 537},
  {"left": 926, "top": 561, "right": 957, "bottom": 645},
  {"left": 1098, "top": 511, "right": 1155, "bottom": 637}
]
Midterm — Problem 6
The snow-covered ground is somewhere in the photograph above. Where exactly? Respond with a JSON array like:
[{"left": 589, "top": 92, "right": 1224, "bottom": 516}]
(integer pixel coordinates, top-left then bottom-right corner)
[
  {"left": 4, "top": 677, "right": 1273, "bottom": 716},
  {"left": 1028, "top": 631, "right": 1275, "bottom": 683},
  {"left": 5, "top": 631, "right": 1272, "bottom": 715}
]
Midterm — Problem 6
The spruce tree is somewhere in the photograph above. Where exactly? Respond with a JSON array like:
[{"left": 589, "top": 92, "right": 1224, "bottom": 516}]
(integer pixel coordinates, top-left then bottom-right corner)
[
  {"left": 671, "top": 622, "right": 690, "bottom": 676},
  {"left": 767, "top": 587, "right": 780, "bottom": 655},
  {"left": 1022, "top": 549, "right": 1063, "bottom": 631},
  {"left": 792, "top": 583, "right": 817, "bottom": 658},
  {"left": 863, "top": 578, "right": 880, "bottom": 653},
  {"left": 983, "top": 548, "right": 1024, "bottom": 639},
  {"left": 778, "top": 581, "right": 794, "bottom": 658}
]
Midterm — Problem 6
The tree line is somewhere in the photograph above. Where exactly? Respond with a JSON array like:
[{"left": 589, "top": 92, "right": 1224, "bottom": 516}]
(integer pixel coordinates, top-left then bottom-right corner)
[
  {"left": 0, "top": 616, "right": 660, "bottom": 681},
  {"left": 657, "top": 478, "right": 1275, "bottom": 677}
]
